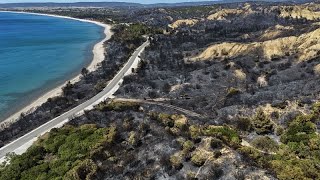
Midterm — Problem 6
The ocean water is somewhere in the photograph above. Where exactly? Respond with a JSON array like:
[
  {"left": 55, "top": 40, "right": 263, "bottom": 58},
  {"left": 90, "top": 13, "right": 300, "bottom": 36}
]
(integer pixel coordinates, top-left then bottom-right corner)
[{"left": 0, "top": 12, "right": 104, "bottom": 121}]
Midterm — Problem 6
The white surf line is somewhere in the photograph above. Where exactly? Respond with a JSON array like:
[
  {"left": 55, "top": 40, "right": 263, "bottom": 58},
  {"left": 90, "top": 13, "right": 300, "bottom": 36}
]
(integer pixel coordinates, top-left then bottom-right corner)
[{"left": 0, "top": 10, "right": 113, "bottom": 126}]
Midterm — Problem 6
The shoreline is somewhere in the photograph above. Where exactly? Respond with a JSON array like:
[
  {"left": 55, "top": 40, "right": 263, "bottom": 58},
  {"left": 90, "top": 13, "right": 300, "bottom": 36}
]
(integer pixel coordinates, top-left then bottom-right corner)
[{"left": 0, "top": 11, "right": 113, "bottom": 126}]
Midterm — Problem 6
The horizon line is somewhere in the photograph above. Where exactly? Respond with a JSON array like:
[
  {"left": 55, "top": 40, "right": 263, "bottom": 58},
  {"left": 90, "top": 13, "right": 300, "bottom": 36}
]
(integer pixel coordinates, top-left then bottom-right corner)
[{"left": 0, "top": 1, "right": 221, "bottom": 5}]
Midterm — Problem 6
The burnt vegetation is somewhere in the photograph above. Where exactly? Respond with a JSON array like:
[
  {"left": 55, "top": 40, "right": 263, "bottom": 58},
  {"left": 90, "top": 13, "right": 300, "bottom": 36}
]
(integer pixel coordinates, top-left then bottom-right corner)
[{"left": 1, "top": 1, "right": 320, "bottom": 179}]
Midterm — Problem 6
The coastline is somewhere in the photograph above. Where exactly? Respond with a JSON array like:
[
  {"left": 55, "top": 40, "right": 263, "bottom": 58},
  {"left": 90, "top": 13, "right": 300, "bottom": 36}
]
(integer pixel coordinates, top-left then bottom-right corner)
[{"left": 0, "top": 11, "right": 113, "bottom": 126}]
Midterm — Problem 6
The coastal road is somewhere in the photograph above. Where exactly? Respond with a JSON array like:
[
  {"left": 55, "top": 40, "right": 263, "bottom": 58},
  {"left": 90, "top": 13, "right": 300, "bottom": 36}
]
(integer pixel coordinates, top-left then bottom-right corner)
[{"left": 0, "top": 40, "right": 150, "bottom": 161}]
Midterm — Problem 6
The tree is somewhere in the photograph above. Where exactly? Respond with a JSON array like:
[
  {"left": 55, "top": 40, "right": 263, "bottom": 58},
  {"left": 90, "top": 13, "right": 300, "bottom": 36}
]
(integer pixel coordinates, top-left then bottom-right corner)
[
  {"left": 81, "top": 67, "right": 89, "bottom": 77},
  {"left": 148, "top": 91, "right": 159, "bottom": 99},
  {"left": 252, "top": 136, "right": 278, "bottom": 152},
  {"left": 252, "top": 109, "right": 273, "bottom": 135},
  {"left": 162, "top": 83, "right": 171, "bottom": 94},
  {"left": 62, "top": 81, "right": 74, "bottom": 96},
  {"left": 236, "top": 117, "right": 252, "bottom": 132}
]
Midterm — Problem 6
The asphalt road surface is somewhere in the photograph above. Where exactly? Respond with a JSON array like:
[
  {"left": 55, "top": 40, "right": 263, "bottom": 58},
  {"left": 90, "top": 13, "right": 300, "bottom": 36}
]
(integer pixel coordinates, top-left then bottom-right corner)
[{"left": 0, "top": 40, "right": 149, "bottom": 160}]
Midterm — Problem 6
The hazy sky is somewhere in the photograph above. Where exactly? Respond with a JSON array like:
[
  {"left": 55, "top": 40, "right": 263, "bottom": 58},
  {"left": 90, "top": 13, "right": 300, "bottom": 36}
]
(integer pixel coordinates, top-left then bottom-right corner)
[{"left": 1, "top": 0, "right": 208, "bottom": 4}]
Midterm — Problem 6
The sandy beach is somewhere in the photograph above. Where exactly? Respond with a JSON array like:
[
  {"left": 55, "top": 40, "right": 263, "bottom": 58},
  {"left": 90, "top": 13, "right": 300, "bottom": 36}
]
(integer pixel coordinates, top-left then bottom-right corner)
[{"left": 0, "top": 11, "right": 113, "bottom": 126}]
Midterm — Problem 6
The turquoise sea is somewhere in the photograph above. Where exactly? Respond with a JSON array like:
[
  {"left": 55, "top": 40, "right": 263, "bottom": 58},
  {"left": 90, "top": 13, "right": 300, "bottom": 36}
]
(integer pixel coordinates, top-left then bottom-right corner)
[{"left": 0, "top": 12, "right": 104, "bottom": 121}]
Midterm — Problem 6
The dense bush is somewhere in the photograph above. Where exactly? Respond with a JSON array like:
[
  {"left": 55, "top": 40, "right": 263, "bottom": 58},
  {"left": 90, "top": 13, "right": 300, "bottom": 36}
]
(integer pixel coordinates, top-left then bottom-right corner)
[
  {"left": 190, "top": 150, "right": 207, "bottom": 167},
  {"left": 95, "top": 101, "right": 140, "bottom": 112},
  {"left": 0, "top": 125, "right": 116, "bottom": 180},
  {"left": 112, "top": 23, "right": 161, "bottom": 48},
  {"left": 170, "top": 153, "right": 184, "bottom": 170},
  {"left": 236, "top": 117, "right": 252, "bottom": 132},
  {"left": 280, "top": 115, "right": 317, "bottom": 144},
  {"left": 252, "top": 136, "right": 278, "bottom": 152},
  {"left": 202, "top": 126, "right": 241, "bottom": 147},
  {"left": 210, "top": 138, "right": 223, "bottom": 149},
  {"left": 252, "top": 109, "right": 273, "bottom": 135},
  {"left": 239, "top": 105, "right": 320, "bottom": 180}
]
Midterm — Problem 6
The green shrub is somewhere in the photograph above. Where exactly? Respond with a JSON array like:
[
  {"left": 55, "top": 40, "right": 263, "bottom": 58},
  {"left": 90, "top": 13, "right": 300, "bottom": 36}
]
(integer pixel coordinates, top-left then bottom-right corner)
[
  {"left": 191, "top": 150, "right": 208, "bottom": 167},
  {"left": 202, "top": 126, "right": 241, "bottom": 146},
  {"left": 169, "top": 127, "right": 181, "bottom": 136},
  {"left": 64, "top": 159, "right": 98, "bottom": 180},
  {"left": 238, "top": 146, "right": 270, "bottom": 167},
  {"left": 252, "top": 109, "right": 273, "bottom": 135},
  {"left": 310, "top": 102, "right": 320, "bottom": 122},
  {"left": 182, "top": 140, "right": 195, "bottom": 153},
  {"left": 96, "top": 101, "right": 140, "bottom": 112},
  {"left": 159, "top": 113, "right": 174, "bottom": 127},
  {"left": 236, "top": 117, "right": 252, "bottom": 132},
  {"left": 226, "top": 87, "right": 240, "bottom": 97},
  {"left": 271, "top": 159, "right": 320, "bottom": 180},
  {"left": 210, "top": 138, "right": 223, "bottom": 149},
  {"left": 189, "top": 125, "right": 202, "bottom": 139},
  {"left": 170, "top": 153, "right": 183, "bottom": 170},
  {"left": 186, "top": 171, "right": 197, "bottom": 180},
  {"left": 275, "top": 126, "right": 284, "bottom": 136},
  {"left": 312, "top": 102, "right": 320, "bottom": 115},
  {"left": 252, "top": 136, "right": 279, "bottom": 152},
  {"left": 281, "top": 115, "right": 316, "bottom": 144},
  {"left": 172, "top": 115, "right": 188, "bottom": 130},
  {"left": 128, "top": 131, "right": 136, "bottom": 146}
]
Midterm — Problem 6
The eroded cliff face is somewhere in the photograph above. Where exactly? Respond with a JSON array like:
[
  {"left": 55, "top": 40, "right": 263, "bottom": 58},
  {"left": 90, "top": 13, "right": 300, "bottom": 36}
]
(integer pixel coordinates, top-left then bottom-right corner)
[
  {"left": 169, "top": 19, "right": 199, "bottom": 29},
  {"left": 278, "top": 4, "right": 320, "bottom": 20},
  {"left": 207, "top": 8, "right": 247, "bottom": 21},
  {"left": 192, "top": 28, "right": 320, "bottom": 61}
]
